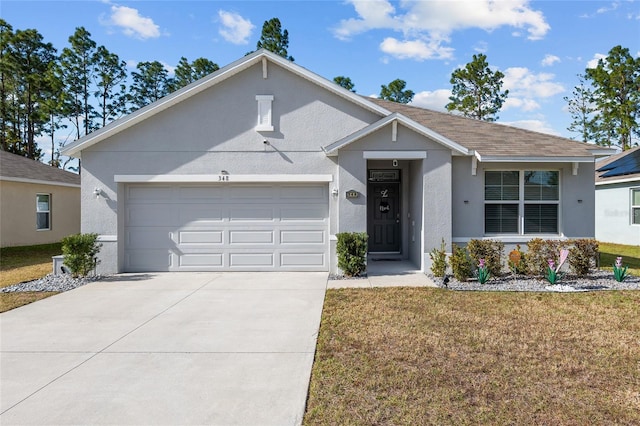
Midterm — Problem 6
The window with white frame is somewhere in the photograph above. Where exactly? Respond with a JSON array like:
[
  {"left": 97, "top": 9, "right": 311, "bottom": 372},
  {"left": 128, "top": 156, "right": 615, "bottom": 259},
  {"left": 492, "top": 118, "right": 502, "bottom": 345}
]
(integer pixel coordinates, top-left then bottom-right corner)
[
  {"left": 485, "top": 170, "right": 559, "bottom": 234},
  {"left": 36, "top": 194, "right": 51, "bottom": 230},
  {"left": 632, "top": 188, "right": 640, "bottom": 225}
]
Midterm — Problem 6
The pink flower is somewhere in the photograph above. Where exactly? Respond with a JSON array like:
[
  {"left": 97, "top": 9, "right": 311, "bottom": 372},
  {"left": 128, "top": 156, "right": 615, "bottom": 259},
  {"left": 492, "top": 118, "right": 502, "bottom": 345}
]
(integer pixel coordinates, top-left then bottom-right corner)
[
  {"left": 548, "top": 259, "right": 555, "bottom": 269},
  {"left": 479, "top": 259, "right": 486, "bottom": 268},
  {"left": 616, "top": 257, "right": 623, "bottom": 268}
]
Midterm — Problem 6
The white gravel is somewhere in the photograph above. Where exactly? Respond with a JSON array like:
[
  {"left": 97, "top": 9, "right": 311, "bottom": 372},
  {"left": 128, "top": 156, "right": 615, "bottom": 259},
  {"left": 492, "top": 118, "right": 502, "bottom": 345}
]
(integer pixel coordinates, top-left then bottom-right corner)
[
  {"left": 1, "top": 274, "right": 103, "bottom": 293},
  {"left": 433, "top": 270, "right": 640, "bottom": 292}
]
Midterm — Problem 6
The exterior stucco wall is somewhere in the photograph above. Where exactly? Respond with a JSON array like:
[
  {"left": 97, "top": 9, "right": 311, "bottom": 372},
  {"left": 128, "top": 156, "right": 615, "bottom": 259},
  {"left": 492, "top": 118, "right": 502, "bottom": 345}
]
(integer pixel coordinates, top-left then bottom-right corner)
[
  {"left": 422, "top": 150, "right": 452, "bottom": 271},
  {"left": 0, "top": 180, "right": 80, "bottom": 247},
  {"left": 80, "top": 61, "right": 382, "bottom": 273},
  {"left": 595, "top": 182, "right": 640, "bottom": 245},
  {"left": 451, "top": 158, "right": 596, "bottom": 244}
]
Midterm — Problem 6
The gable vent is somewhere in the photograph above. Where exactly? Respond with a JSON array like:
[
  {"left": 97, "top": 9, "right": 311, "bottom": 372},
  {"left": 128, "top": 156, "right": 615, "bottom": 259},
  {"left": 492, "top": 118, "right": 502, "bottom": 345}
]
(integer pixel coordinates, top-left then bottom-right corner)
[{"left": 256, "top": 95, "right": 274, "bottom": 131}]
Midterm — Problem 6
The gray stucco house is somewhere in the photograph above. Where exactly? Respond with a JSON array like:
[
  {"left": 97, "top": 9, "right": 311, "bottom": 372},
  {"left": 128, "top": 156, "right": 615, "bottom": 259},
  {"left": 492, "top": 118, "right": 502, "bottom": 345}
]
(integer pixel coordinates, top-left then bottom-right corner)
[
  {"left": 595, "top": 146, "right": 640, "bottom": 245},
  {"left": 62, "top": 50, "right": 612, "bottom": 275}
]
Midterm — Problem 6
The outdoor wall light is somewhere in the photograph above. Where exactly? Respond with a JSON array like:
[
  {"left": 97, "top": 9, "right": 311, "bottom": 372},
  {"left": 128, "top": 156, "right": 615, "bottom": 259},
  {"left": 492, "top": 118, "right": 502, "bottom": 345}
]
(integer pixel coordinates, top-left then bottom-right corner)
[
  {"left": 93, "top": 188, "right": 103, "bottom": 199},
  {"left": 332, "top": 188, "right": 339, "bottom": 197}
]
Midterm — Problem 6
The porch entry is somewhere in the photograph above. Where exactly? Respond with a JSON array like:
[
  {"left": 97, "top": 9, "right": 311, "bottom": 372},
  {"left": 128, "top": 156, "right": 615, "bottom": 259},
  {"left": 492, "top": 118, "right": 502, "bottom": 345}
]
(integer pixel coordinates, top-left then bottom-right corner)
[{"left": 367, "top": 170, "right": 401, "bottom": 253}]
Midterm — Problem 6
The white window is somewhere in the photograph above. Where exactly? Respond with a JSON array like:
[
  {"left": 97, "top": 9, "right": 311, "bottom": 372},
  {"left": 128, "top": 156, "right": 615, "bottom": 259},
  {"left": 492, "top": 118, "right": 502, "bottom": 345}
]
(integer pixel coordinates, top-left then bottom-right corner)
[
  {"left": 484, "top": 171, "right": 559, "bottom": 235},
  {"left": 36, "top": 194, "right": 51, "bottom": 230},
  {"left": 255, "top": 95, "right": 274, "bottom": 131},
  {"left": 632, "top": 188, "right": 640, "bottom": 225}
]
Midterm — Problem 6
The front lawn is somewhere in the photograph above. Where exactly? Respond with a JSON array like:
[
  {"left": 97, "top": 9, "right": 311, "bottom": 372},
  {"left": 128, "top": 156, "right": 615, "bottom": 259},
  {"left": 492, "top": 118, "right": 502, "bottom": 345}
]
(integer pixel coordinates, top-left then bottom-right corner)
[
  {"left": 0, "top": 243, "right": 62, "bottom": 312},
  {"left": 599, "top": 242, "right": 640, "bottom": 276},
  {"left": 305, "top": 288, "right": 640, "bottom": 425}
]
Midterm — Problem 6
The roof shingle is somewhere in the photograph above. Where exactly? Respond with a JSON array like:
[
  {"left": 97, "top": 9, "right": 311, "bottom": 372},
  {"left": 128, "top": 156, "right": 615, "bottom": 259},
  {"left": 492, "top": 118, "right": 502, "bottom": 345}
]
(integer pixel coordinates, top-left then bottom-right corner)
[{"left": 0, "top": 150, "right": 80, "bottom": 186}]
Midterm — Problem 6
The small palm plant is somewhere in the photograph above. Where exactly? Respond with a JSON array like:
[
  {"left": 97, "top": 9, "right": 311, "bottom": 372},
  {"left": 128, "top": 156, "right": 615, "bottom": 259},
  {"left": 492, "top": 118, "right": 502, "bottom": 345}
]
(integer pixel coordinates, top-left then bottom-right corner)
[
  {"left": 545, "top": 249, "right": 569, "bottom": 285},
  {"left": 476, "top": 258, "right": 490, "bottom": 284}
]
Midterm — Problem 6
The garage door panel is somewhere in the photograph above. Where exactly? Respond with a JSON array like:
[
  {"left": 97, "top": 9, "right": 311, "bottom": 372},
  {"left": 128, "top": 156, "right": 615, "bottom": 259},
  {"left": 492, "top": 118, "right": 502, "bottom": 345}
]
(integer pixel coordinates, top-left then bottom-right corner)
[
  {"left": 178, "top": 206, "right": 224, "bottom": 224},
  {"left": 128, "top": 185, "right": 173, "bottom": 201},
  {"left": 179, "top": 253, "right": 223, "bottom": 267},
  {"left": 280, "top": 206, "right": 327, "bottom": 221},
  {"left": 229, "top": 207, "right": 275, "bottom": 221},
  {"left": 178, "top": 186, "right": 224, "bottom": 200},
  {"left": 128, "top": 205, "right": 178, "bottom": 227},
  {"left": 230, "top": 253, "right": 274, "bottom": 267},
  {"left": 127, "top": 229, "right": 174, "bottom": 249},
  {"left": 280, "top": 230, "right": 325, "bottom": 244},
  {"left": 281, "top": 253, "right": 325, "bottom": 267},
  {"left": 178, "top": 231, "right": 223, "bottom": 244},
  {"left": 229, "top": 230, "right": 274, "bottom": 244},
  {"left": 124, "top": 183, "right": 328, "bottom": 272},
  {"left": 126, "top": 250, "right": 171, "bottom": 271}
]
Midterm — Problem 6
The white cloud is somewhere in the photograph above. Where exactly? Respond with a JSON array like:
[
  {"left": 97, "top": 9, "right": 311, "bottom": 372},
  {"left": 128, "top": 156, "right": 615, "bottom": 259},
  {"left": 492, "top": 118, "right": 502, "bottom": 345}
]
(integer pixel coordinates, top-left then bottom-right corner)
[
  {"left": 503, "top": 67, "right": 564, "bottom": 98},
  {"left": 502, "top": 119, "right": 560, "bottom": 136},
  {"left": 334, "top": 0, "right": 550, "bottom": 60},
  {"left": 380, "top": 37, "right": 454, "bottom": 61},
  {"left": 218, "top": 10, "right": 254, "bottom": 45},
  {"left": 410, "top": 89, "right": 452, "bottom": 111},
  {"left": 105, "top": 5, "right": 161, "bottom": 39},
  {"left": 587, "top": 53, "right": 607, "bottom": 69},
  {"left": 541, "top": 54, "right": 560, "bottom": 67},
  {"left": 161, "top": 61, "right": 176, "bottom": 76},
  {"left": 503, "top": 97, "right": 540, "bottom": 112}
]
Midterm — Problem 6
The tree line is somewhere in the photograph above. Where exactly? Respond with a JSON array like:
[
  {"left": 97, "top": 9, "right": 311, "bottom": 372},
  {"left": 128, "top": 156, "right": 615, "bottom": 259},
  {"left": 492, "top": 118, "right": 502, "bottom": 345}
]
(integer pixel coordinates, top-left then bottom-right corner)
[{"left": 1, "top": 15, "right": 637, "bottom": 172}]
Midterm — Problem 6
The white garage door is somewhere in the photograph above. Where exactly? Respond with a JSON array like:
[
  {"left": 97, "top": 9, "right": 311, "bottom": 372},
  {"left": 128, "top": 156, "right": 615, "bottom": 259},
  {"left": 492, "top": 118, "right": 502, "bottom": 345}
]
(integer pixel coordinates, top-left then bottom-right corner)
[{"left": 124, "top": 183, "right": 328, "bottom": 272}]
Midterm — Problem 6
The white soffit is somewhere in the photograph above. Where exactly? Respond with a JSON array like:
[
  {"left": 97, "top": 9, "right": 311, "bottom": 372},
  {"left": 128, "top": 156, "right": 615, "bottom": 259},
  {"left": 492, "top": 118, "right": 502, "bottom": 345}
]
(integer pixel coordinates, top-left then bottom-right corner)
[{"left": 114, "top": 174, "right": 333, "bottom": 183}]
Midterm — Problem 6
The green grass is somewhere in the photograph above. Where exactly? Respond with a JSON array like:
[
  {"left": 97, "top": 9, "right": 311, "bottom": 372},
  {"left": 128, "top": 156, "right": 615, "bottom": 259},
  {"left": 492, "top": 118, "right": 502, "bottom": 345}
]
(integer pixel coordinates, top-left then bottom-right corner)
[
  {"left": 305, "top": 288, "right": 640, "bottom": 425},
  {"left": 0, "top": 243, "right": 62, "bottom": 311},
  {"left": 599, "top": 242, "right": 640, "bottom": 276}
]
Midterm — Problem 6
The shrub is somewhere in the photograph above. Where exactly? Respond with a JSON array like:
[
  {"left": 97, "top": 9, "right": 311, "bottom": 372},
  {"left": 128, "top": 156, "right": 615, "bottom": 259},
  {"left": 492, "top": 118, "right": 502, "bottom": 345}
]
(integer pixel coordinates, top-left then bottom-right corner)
[
  {"left": 429, "top": 239, "right": 448, "bottom": 277},
  {"left": 508, "top": 245, "right": 527, "bottom": 275},
  {"left": 568, "top": 239, "right": 599, "bottom": 276},
  {"left": 336, "top": 232, "right": 368, "bottom": 277},
  {"left": 61, "top": 233, "right": 102, "bottom": 277},
  {"left": 449, "top": 244, "right": 473, "bottom": 282},
  {"left": 466, "top": 239, "right": 504, "bottom": 277},
  {"left": 525, "top": 239, "right": 569, "bottom": 276}
]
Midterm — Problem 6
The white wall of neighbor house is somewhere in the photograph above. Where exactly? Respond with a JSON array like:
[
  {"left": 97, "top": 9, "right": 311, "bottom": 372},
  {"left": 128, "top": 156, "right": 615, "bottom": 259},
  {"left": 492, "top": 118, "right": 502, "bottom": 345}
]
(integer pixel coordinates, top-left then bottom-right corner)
[
  {"left": 80, "top": 60, "right": 382, "bottom": 273},
  {"left": 596, "top": 182, "right": 640, "bottom": 245},
  {"left": 451, "top": 158, "right": 597, "bottom": 244}
]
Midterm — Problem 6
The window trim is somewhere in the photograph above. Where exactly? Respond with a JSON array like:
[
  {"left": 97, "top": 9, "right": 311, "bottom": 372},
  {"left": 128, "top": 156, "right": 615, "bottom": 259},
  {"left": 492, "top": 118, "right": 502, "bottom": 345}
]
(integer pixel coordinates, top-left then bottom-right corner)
[
  {"left": 36, "top": 193, "right": 51, "bottom": 231},
  {"left": 484, "top": 169, "right": 561, "bottom": 236},
  {"left": 631, "top": 187, "right": 640, "bottom": 226}
]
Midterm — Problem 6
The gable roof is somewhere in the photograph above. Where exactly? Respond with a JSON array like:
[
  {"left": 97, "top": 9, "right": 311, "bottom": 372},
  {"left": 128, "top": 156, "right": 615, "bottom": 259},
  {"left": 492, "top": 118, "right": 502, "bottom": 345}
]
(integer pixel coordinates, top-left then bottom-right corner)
[
  {"left": 595, "top": 146, "right": 640, "bottom": 185},
  {"left": 61, "top": 49, "right": 391, "bottom": 158},
  {"left": 367, "top": 98, "right": 614, "bottom": 162},
  {"left": 0, "top": 150, "right": 80, "bottom": 187},
  {"left": 323, "top": 112, "right": 470, "bottom": 156}
]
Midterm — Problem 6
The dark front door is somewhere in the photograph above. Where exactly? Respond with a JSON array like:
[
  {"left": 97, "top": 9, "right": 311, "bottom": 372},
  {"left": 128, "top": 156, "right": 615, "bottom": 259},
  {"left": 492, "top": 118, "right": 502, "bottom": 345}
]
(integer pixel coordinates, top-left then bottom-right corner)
[{"left": 368, "top": 182, "right": 400, "bottom": 252}]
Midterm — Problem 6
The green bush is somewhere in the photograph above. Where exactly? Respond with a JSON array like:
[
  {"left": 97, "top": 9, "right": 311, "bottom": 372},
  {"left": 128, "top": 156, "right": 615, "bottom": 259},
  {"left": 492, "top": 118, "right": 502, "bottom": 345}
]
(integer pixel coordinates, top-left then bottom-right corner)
[
  {"left": 336, "top": 232, "right": 368, "bottom": 277},
  {"left": 568, "top": 239, "right": 599, "bottom": 276},
  {"left": 525, "top": 239, "right": 568, "bottom": 276},
  {"left": 466, "top": 239, "right": 504, "bottom": 277},
  {"left": 449, "top": 244, "right": 473, "bottom": 282},
  {"left": 429, "top": 239, "right": 448, "bottom": 277},
  {"left": 61, "top": 233, "right": 102, "bottom": 277}
]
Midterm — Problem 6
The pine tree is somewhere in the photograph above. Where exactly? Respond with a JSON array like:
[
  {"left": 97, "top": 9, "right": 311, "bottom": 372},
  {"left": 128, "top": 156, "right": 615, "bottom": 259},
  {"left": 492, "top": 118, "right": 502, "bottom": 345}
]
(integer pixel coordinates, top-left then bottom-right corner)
[
  {"left": 256, "top": 18, "right": 293, "bottom": 61},
  {"left": 379, "top": 79, "right": 414, "bottom": 104},
  {"left": 446, "top": 53, "right": 508, "bottom": 122}
]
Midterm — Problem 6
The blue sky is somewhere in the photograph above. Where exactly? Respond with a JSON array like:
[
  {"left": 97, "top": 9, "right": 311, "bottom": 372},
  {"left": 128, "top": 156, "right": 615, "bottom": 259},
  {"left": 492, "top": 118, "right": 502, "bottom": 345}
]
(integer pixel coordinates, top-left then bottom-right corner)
[{"left": 3, "top": 0, "right": 639, "bottom": 154}]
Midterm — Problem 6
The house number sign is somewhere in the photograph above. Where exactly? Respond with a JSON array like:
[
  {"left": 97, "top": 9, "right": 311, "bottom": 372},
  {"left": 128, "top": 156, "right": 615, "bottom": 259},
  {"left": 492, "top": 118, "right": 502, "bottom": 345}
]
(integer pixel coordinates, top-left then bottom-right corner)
[
  {"left": 346, "top": 190, "right": 359, "bottom": 199},
  {"left": 218, "top": 175, "right": 230, "bottom": 182}
]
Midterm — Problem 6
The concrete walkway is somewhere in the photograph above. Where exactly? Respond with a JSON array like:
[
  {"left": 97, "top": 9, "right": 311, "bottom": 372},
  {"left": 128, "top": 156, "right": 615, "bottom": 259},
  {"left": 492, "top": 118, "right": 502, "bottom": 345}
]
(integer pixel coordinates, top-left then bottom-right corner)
[
  {"left": 328, "top": 259, "right": 438, "bottom": 288},
  {"left": 0, "top": 272, "right": 327, "bottom": 425}
]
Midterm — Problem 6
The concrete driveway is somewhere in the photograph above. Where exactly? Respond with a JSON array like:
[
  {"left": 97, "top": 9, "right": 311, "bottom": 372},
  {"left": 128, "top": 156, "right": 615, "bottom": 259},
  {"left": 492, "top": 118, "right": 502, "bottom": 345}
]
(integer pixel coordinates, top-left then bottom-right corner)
[{"left": 0, "top": 272, "right": 327, "bottom": 425}]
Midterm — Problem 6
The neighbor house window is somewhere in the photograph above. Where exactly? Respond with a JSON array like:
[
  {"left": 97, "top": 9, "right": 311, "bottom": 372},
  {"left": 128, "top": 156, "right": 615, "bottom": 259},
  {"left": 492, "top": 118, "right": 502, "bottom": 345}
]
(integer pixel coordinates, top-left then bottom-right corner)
[
  {"left": 36, "top": 194, "right": 50, "bottom": 230},
  {"left": 632, "top": 188, "right": 640, "bottom": 225},
  {"left": 485, "top": 171, "right": 559, "bottom": 234}
]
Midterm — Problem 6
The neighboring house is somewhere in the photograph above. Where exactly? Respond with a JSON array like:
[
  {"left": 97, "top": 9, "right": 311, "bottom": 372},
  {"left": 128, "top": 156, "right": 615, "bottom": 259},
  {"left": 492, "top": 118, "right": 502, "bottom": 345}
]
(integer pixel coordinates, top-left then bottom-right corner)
[
  {"left": 61, "top": 50, "right": 613, "bottom": 274},
  {"left": 0, "top": 150, "right": 80, "bottom": 247},
  {"left": 595, "top": 146, "right": 640, "bottom": 245}
]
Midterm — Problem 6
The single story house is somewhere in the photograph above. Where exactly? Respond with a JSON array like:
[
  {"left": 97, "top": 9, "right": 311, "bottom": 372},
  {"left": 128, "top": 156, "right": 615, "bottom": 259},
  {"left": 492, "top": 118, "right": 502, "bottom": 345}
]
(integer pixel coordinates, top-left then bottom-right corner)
[
  {"left": 61, "top": 50, "right": 612, "bottom": 275},
  {"left": 0, "top": 150, "right": 80, "bottom": 247},
  {"left": 595, "top": 146, "right": 640, "bottom": 245}
]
